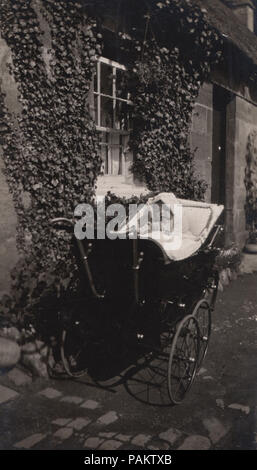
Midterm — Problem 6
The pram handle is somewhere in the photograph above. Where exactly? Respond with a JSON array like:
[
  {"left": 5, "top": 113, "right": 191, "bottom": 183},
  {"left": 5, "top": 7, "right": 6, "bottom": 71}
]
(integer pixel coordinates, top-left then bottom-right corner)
[
  {"left": 50, "top": 218, "right": 74, "bottom": 229},
  {"left": 207, "top": 224, "right": 223, "bottom": 249},
  {"left": 50, "top": 218, "right": 105, "bottom": 300}
]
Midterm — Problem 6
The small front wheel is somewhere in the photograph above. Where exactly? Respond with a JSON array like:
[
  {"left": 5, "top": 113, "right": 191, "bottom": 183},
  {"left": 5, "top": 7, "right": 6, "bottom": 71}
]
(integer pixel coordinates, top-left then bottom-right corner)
[{"left": 167, "top": 315, "right": 200, "bottom": 405}]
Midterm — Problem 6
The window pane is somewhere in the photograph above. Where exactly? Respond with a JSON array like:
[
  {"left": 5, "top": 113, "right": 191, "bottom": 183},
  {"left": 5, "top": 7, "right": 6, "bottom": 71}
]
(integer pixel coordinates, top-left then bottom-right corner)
[
  {"left": 109, "top": 133, "right": 120, "bottom": 176},
  {"left": 101, "top": 62, "right": 113, "bottom": 96},
  {"left": 98, "top": 132, "right": 132, "bottom": 177},
  {"left": 93, "top": 94, "right": 98, "bottom": 124},
  {"left": 100, "top": 144, "right": 108, "bottom": 174},
  {"left": 93, "top": 63, "right": 97, "bottom": 92},
  {"left": 115, "top": 100, "right": 131, "bottom": 131},
  {"left": 116, "top": 68, "right": 128, "bottom": 100},
  {"left": 100, "top": 132, "right": 109, "bottom": 174},
  {"left": 101, "top": 96, "right": 114, "bottom": 128}
]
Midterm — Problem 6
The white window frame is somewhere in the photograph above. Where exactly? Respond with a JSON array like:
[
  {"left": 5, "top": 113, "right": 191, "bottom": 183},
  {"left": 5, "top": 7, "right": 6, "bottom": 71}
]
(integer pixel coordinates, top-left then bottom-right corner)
[
  {"left": 93, "top": 56, "right": 133, "bottom": 178},
  {"left": 93, "top": 56, "right": 132, "bottom": 133}
]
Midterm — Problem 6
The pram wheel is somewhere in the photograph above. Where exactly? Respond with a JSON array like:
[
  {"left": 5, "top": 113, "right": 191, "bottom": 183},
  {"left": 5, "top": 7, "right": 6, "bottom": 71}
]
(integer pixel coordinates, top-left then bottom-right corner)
[
  {"left": 60, "top": 320, "right": 89, "bottom": 378},
  {"left": 192, "top": 299, "right": 211, "bottom": 368},
  {"left": 167, "top": 315, "right": 200, "bottom": 405}
]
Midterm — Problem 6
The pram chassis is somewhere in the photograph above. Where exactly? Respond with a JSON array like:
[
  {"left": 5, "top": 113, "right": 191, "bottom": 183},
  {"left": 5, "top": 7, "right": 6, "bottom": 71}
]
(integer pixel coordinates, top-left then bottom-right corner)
[{"left": 50, "top": 215, "right": 221, "bottom": 405}]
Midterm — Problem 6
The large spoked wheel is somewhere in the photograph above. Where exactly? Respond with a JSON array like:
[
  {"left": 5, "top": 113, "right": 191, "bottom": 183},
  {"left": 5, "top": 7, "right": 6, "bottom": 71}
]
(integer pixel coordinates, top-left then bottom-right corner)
[
  {"left": 192, "top": 299, "right": 211, "bottom": 368},
  {"left": 167, "top": 315, "right": 200, "bottom": 405},
  {"left": 60, "top": 320, "right": 89, "bottom": 378}
]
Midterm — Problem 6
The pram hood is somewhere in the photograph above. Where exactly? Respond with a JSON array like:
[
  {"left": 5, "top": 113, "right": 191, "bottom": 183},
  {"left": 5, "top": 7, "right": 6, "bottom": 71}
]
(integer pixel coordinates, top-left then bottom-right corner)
[{"left": 116, "top": 192, "right": 224, "bottom": 261}]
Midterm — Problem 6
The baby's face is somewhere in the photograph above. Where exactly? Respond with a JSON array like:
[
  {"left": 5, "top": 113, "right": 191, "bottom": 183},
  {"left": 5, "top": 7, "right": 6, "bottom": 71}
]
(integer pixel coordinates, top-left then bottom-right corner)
[
  {"left": 158, "top": 202, "right": 174, "bottom": 233},
  {"left": 151, "top": 202, "right": 174, "bottom": 234},
  {"left": 138, "top": 202, "right": 174, "bottom": 236},
  {"left": 161, "top": 214, "right": 174, "bottom": 233}
]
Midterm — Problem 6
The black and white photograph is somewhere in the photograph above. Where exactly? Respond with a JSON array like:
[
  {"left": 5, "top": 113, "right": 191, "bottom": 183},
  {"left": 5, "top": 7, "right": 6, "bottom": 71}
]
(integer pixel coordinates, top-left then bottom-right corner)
[{"left": 0, "top": 0, "right": 256, "bottom": 455}]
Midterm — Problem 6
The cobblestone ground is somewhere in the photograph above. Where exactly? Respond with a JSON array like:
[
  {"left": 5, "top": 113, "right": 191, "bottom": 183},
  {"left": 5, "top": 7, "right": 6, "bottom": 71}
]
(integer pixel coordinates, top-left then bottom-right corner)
[{"left": 0, "top": 273, "right": 256, "bottom": 450}]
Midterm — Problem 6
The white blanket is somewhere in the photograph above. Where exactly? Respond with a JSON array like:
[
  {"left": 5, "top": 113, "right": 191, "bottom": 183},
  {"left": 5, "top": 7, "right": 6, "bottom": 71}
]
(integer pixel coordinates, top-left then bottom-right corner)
[{"left": 117, "top": 193, "right": 224, "bottom": 261}]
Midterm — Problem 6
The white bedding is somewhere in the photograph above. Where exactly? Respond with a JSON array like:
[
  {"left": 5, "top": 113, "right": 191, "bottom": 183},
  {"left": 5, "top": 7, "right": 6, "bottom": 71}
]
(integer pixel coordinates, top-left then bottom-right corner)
[{"left": 117, "top": 193, "right": 224, "bottom": 261}]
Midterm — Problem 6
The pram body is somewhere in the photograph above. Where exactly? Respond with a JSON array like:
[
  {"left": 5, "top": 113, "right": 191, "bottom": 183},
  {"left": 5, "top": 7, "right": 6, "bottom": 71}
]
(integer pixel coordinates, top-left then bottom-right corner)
[{"left": 51, "top": 194, "right": 224, "bottom": 405}]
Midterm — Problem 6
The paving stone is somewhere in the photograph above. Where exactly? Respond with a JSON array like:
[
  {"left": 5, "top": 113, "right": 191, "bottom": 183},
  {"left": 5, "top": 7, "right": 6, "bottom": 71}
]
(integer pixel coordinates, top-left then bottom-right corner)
[
  {"left": 116, "top": 433, "right": 131, "bottom": 442},
  {"left": 84, "top": 437, "right": 104, "bottom": 449},
  {"left": 38, "top": 387, "right": 62, "bottom": 399},
  {"left": 97, "top": 411, "right": 118, "bottom": 426},
  {"left": 53, "top": 427, "right": 73, "bottom": 440},
  {"left": 203, "top": 417, "right": 229, "bottom": 444},
  {"left": 131, "top": 434, "right": 152, "bottom": 448},
  {"left": 67, "top": 417, "right": 91, "bottom": 431},
  {"left": 178, "top": 435, "right": 211, "bottom": 450},
  {"left": 0, "top": 384, "right": 19, "bottom": 404},
  {"left": 14, "top": 433, "right": 46, "bottom": 449},
  {"left": 61, "top": 396, "right": 83, "bottom": 405},
  {"left": 81, "top": 399, "right": 100, "bottom": 410},
  {"left": 99, "top": 439, "right": 123, "bottom": 450},
  {"left": 7, "top": 368, "right": 32, "bottom": 386},
  {"left": 99, "top": 432, "right": 117, "bottom": 438},
  {"left": 52, "top": 418, "right": 73, "bottom": 427},
  {"left": 159, "top": 428, "right": 182, "bottom": 446},
  {"left": 147, "top": 439, "right": 170, "bottom": 450},
  {"left": 228, "top": 403, "right": 250, "bottom": 415}
]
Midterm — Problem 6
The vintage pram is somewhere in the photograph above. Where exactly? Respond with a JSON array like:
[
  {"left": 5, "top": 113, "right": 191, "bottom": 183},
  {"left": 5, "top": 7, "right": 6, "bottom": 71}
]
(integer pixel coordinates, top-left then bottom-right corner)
[{"left": 51, "top": 194, "right": 224, "bottom": 405}]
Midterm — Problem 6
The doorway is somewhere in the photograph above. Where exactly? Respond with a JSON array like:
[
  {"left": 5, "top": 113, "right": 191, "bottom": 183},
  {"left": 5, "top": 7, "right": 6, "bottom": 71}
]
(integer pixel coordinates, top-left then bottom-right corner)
[{"left": 211, "top": 85, "right": 232, "bottom": 206}]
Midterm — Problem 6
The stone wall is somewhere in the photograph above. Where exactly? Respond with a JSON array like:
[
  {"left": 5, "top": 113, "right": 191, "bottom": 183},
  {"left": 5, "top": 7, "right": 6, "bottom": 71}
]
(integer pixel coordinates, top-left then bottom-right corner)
[
  {"left": 191, "top": 81, "right": 257, "bottom": 250},
  {"left": 190, "top": 83, "right": 213, "bottom": 202},
  {"left": 226, "top": 94, "right": 257, "bottom": 247}
]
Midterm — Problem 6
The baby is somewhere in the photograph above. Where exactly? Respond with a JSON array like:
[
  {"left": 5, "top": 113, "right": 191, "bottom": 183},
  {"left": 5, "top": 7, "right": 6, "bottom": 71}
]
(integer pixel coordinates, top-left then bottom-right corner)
[{"left": 141, "top": 193, "right": 176, "bottom": 237}]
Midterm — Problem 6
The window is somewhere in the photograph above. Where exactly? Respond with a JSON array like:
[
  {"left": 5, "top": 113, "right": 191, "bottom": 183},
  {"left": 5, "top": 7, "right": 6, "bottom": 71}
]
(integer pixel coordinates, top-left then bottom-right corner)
[{"left": 92, "top": 57, "right": 133, "bottom": 178}]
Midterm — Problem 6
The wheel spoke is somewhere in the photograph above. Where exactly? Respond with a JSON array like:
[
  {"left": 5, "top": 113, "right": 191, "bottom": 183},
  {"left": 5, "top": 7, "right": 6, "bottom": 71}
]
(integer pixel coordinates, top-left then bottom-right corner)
[{"left": 192, "top": 298, "right": 212, "bottom": 369}]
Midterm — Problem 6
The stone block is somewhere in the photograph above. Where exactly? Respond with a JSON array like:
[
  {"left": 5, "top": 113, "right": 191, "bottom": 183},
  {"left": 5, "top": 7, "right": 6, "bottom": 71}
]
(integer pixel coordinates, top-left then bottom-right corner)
[
  {"left": 97, "top": 411, "right": 118, "bottom": 426},
  {"left": 38, "top": 387, "right": 62, "bottom": 399},
  {"left": 131, "top": 434, "right": 152, "bottom": 448},
  {"left": 99, "top": 440, "right": 122, "bottom": 450},
  {"left": 84, "top": 437, "right": 104, "bottom": 449},
  {"left": 196, "top": 83, "right": 213, "bottom": 108},
  {"left": 52, "top": 418, "right": 73, "bottom": 427},
  {"left": 14, "top": 433, "right": 46, "bottom": 449},
  {"left": 203, "top": 417, "right": 229, "bottom": 444},
  {"left": 53, "top": 427, "right": 73, "bottom": 441},
  {"left": 7, "top": 367, "right": 32, "bottom": 386},
  {"left": 61, "top": 396, "right": 83, "bottom": 405},
  {"left": 0, "top": 384, "right": 19, "bottom": 404},
  {"left": 67, "top": 417, "right": 91, "bottom": 431},
  {"left": 81, "top": 399, "right": 100, "bottom": 410},
  {"left": 159, "top": 427, "right": 182, "bottom": 446},
  {"left": 178, "top": 435, "right": 211, "bottom": 450},
  {"left": 192, "top": 105, "right": 208, "bottom": 135}
]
